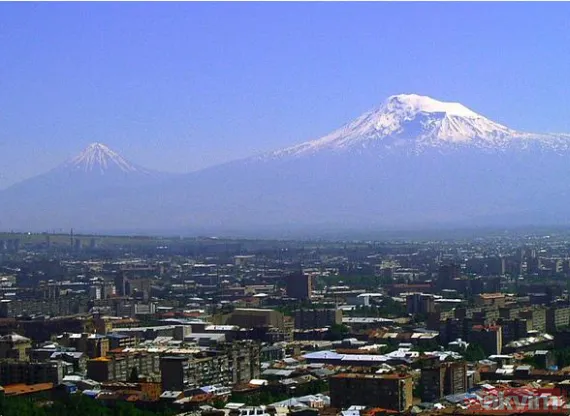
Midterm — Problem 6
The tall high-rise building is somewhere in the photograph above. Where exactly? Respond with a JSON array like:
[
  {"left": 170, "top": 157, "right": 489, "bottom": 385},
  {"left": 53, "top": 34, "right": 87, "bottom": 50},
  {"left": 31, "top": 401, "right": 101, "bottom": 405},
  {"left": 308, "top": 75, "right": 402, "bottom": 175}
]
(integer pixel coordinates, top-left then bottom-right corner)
[
  {"left": 420, "top": 360, "right": 468, "bottom": 402},
  {"left": 546, "top": 305, "right": 570, "bottom": 333},
  {"left": 114, "top": 272, "right": 129, "bottom": 297},
  {"left": 293, "top": 308, "right": 343, "bottom": 329},
  {"left": 444, "top": 361, "right": 468, "bottom": 396},
  {"left": 330, "top": 373, "right": 413, "bottom": 411},
  {"left": 470, "top": 325, "right": 503, "bottom": 356},
  {"left": 286, "top": 272, "right": 312, "bottom": 300},
  {"left": 420, "top": 362, "right": 445, "bottom": 402},
  {"left": 406, "top": 293, "right": 436, "bottom": 315},
  {"left": 438, "top": 263, "right": 460, "bottom": 289},
  {"left": 160, "top": 356, "right": 189, "bottom": 391}
]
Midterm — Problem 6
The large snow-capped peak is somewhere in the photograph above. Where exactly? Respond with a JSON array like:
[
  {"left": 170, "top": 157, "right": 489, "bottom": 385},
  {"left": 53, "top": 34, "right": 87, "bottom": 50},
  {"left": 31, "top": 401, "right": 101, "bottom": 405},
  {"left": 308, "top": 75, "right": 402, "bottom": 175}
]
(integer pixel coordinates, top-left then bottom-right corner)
[
  {"left": 383, "top": 93, "right": 481, "bottom": 118},
  {"left": 65, "top": 142, "right": 139, "bottom": 173},
  {"left": 268, "top": 94, "right": 570, "bottom": 158}
]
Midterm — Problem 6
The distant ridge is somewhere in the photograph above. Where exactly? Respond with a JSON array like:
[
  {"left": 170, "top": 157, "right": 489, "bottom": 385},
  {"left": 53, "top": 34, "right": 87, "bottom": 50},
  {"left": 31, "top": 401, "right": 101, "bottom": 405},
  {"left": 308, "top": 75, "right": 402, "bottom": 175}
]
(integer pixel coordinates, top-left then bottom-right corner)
[{"left": 3, "top": 94, "right": 570, "bottom": 234}]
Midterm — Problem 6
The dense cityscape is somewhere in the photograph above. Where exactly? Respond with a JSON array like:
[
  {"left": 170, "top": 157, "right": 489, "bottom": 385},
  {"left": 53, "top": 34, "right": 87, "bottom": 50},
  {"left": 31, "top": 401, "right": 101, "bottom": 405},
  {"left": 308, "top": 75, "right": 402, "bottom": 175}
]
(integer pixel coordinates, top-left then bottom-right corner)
[
  {"left": 4, "top": 2, "right": 570, "bottom": 416},
  {"left": 1, "top": 231, "right": 570, "bottom": 414}
]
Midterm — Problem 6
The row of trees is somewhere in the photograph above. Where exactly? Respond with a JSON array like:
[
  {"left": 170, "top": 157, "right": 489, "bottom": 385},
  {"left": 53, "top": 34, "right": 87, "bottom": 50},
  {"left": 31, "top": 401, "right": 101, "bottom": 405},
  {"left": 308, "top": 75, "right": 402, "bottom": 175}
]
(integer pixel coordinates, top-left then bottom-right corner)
[
  {"left": 229, "top": 390, "right": 290, "bottom": 407},
  {"left": 0, "top": 395, "right": 175, "bottom": 416}
]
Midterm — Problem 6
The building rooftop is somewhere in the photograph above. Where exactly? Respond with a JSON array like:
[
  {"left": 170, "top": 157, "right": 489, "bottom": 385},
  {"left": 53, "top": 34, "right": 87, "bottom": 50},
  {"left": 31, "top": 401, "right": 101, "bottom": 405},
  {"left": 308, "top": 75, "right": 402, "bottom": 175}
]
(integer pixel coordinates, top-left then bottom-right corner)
[
  {"left": 0, "top": 333, "right": 31, "bottom": 344},
  {"left": 332, "top": 373, "right": 411, "bottom": 380},
  {"left": 479, "top": 293, "right": 505, "bottom": 299},
  {"left": 3, "top": 383, "right": 54, "bottom": 396},
  {"left": 342, "top": 317, "right": 394, "bottom": 324},
  {"left": 205, "top": 325, "right": 239, "bottom": 331},
  {"left": 160, "top": 390, "right": 183, "bottom": 399}
]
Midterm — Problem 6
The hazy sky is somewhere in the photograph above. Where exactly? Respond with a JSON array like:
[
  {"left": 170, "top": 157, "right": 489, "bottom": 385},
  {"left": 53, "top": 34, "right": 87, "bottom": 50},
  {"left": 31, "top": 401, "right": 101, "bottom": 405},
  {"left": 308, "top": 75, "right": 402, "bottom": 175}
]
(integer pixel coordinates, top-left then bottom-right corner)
[{"left": 2, "top": 2, "right": 570, "bottom": 188}]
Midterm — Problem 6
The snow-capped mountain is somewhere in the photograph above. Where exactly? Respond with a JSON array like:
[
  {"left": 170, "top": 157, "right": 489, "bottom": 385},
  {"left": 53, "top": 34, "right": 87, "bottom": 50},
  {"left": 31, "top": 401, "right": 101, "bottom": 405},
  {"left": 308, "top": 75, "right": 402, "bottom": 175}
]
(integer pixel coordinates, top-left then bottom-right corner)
[
  {"left": 65, "top": 142, "right": 141, "bottom": 174},
  {"left": 4, "top": 94, "right": 570, "bottom": 235},
  {"left": 0, "top": 143, "right": 173, "bottom": 232},
  {"left": 154, "top": 94, "right": 570, "bottom": 234},
  {"left": 45, "top": 142, "right": 161, "bottom": 182},
  {"left": 268, "top": 94, "right": 570, "bottom": 158}
]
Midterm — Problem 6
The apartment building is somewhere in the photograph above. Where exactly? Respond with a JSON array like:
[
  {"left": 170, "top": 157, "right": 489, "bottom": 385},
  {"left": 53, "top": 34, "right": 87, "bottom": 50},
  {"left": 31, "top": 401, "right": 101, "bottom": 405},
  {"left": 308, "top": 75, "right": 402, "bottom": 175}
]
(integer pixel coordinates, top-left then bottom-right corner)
[
  {"left": 86, "top": 351, "right": 160, "bottom": 382},
  {"left": 329, "top": 373, "right": 413, "bottom": 411},
  {"left": 420, "top": 360, "right": 468, "bottom": 402},
  {"left": 470, "top": 325, "right": 503, "bottom": 356},
  {"left": 0, "top": 334, "right": 32, "bottom": 361},
  {"left": 546, "top": 305, "right": 570, "bottom": 333},
  {"left": 58, "top": 333, "right": 109, "bottom": 358},
  {"left": 159, "top": 340, "right": 261, "bottom": 391},
  {"left": 293, "top": 308, "right": 343, "bottom": 330},
  {"left": 0, "top": 360, "right": 66, "bottom": 385}
]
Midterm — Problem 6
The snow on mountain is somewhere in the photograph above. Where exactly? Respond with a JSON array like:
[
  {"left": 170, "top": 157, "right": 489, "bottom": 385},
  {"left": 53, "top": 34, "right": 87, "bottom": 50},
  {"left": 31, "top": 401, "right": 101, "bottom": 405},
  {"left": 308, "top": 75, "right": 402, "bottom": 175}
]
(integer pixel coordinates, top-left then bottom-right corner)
[
  {"left": 268, "top": 94, "right": 570, "bottom": 158},
  {"left": 5, "top": 94, "right": 570, "bottom": 234},
  {"left": 0, "top": 141, "right": 172, "bottom": 232},
  {"left": 64, "top": 142, "right": 140, "bottom": 173}
]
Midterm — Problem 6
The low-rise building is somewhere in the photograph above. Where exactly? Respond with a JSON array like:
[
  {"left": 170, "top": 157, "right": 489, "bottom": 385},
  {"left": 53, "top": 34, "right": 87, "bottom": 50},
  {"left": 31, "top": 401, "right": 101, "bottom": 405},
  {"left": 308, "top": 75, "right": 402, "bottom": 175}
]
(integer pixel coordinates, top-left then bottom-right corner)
[
  {"left": 0, "top": 360, "right": 66, "bottom": 385},
  {"left": 0, "top": 334, "right": 32, "bottom": 361},
  {"left": 476, "top": 293, "right": 506, "bottom": 308},
  {"left": 58, "top": 333, "right": 109, "bottom": 358}
]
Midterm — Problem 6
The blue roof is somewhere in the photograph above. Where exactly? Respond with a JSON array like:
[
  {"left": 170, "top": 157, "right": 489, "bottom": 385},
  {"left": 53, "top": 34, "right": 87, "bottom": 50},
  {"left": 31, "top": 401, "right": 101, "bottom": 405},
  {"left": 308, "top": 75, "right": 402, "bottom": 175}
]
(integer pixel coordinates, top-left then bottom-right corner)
[
  {"left": 303, "top": 350, "right": 343, "bottom": 360},
  {"left": 445, "top": 393, "right": 478, "bottom": 404},
  {"left": 51, "top": 351, "right": 83, "bottom": 359}
]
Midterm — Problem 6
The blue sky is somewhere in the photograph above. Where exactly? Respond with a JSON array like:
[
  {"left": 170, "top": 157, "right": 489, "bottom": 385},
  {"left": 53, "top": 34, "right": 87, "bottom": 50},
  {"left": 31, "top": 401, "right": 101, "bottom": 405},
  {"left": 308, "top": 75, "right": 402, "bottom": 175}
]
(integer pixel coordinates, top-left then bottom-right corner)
[{"left": 2, "top": 2, "right": 570, "bottom": 188}]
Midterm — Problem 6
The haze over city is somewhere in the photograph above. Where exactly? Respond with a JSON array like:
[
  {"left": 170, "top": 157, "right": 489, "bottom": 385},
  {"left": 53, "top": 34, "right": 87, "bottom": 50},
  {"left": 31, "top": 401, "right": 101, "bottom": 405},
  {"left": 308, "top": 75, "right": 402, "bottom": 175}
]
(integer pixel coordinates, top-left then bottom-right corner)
[{"left": 6, "top": 3, "right": 570, "bottom": 416}]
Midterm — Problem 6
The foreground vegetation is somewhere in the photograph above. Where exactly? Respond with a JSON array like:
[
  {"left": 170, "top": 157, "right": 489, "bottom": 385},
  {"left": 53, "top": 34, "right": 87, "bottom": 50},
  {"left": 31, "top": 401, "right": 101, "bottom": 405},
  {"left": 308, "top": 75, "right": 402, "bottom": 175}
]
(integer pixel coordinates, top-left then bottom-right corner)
[{"left": 0, "top": 395, "right": 175, "bottom": 416}]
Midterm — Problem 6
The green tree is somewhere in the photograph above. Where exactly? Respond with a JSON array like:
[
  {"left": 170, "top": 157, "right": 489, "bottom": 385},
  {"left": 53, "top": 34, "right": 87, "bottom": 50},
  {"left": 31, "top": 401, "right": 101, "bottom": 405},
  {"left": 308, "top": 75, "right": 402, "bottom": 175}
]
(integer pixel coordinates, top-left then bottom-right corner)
[
  {"left": 555, "top": 347, "right": 570, "bottom": 368},
  {"left": 521, "top": 355, "right": 543, "bottom": 369},
  {"left": 0, "top": 395, "right": 176, "bottom": 416},
  {"left": 327, "top": 323, "right": 350, "bottom": 341},
  {"left": 212, "top": 398, "right": 226, "bottom": 409},
  {"left": 463, "top": 343, "right": 487, "bottom": 362}
]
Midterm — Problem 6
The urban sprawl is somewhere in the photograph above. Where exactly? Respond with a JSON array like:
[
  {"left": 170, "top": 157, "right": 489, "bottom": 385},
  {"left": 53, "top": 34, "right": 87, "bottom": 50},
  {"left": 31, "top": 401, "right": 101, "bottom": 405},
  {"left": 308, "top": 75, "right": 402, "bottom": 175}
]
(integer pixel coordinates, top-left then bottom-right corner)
[{"left": 1, "top": 232, "right": 570, "bottom": 415}]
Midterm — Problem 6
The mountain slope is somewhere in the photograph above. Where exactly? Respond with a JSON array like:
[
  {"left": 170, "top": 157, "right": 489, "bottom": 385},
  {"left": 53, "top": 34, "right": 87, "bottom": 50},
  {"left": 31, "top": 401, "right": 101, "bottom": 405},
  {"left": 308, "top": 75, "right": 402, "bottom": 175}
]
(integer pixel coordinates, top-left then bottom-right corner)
[
  {"left": 65, "top": 142, "right": 143, "bottom": 174},
  {"left": 3, "top": 95, "right": 570, "bottom": 235},
  {"left": 266, "top": 94, "right": 570, "bottom": 157},
  {"left": 0, "top": 143, "right": 173, "bottom": 231},
  {"left": 152, "top": 94, "right": 570, "bottom": 234}
]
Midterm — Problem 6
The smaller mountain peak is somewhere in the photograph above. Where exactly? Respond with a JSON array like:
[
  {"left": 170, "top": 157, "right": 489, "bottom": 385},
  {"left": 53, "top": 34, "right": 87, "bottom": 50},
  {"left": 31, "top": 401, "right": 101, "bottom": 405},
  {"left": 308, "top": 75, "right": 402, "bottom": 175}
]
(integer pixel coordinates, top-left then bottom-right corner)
[
  {"left": 85, "top": 142, "right": 111, "bottom": 151},
  {"left": 67, "top": 142, "right": 138, "bottom": 173},
  {"left": 385, "top": 94, "right": 481, "bottom": 118}
]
